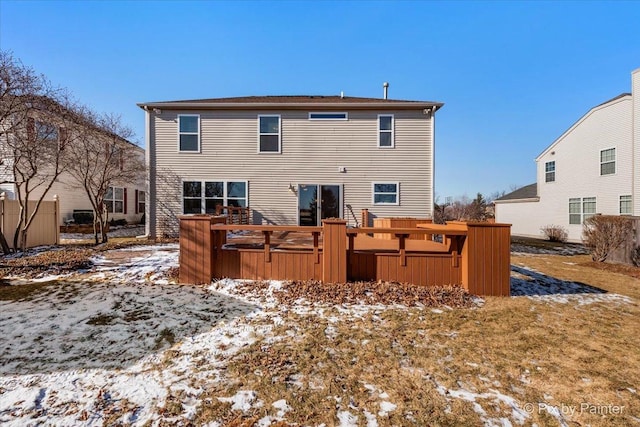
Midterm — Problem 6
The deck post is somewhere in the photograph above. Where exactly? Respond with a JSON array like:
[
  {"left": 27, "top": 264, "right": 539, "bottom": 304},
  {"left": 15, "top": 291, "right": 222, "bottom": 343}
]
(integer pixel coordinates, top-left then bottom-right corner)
[
  {"left": 322, "top": 219, "right": 347, "bottom": 283},
  {"left": 179, "top": 215, "right": 214, "bottom": 285},
  {"left": 456, "top": 221, "right": 511, "bottom": 296}
]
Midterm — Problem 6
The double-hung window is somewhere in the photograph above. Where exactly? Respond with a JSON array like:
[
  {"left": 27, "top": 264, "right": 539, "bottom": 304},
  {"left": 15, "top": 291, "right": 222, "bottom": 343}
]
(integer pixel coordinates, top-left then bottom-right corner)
[
  {"left": 569, "top": 197, "right": 596, "bottom": 224},
  {"left": 105, "top": 186, "right": 125, "bottom": 214},
  {"left": 183, "top": 181, "right": 248, "bottom": 214},
  {"left": 373, "top": 182, "right": 399, "bottom": 205},
  {"left": 545, "top": 161, "right": 555, "bottom": 182},
  {"left": 136, "top": 190, "right": 146, "bottom": 215},
  {"left": 378, "top": 114, "right": 394, "bottom": 148},
  {"left": 178, "top": 115, "right": 200, "bottom": 152},
  {"left": 600, "top": 148, "right": 615, "bottom": 175},
  {"left": 258, "top": 115, "right": 281, "bottom": 153},
  {"left": 620, "top": 195, "right": 632, "bottom": 215}
]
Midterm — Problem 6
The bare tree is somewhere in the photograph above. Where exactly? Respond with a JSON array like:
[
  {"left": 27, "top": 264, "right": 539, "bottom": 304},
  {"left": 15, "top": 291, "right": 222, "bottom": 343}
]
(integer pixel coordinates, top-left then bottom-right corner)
[
  {"left": 0, "top": 51, "right": 74, "bottom": 251},
  {"left": 65, "top": 111, "right": 144, "bottom": 244}
]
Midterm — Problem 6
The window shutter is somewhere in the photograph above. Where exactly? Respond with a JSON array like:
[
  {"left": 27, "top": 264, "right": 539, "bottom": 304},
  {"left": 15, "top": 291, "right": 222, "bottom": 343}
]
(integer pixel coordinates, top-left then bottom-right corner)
[
  {"left": 124, "top": 188, "right": 128, "bottom": 214},
  {"left": 134, "top": 190, "right": 139, "bottom": 214},
  {"left": 27, "top": 118, "right": 35, "bottom": 142}
]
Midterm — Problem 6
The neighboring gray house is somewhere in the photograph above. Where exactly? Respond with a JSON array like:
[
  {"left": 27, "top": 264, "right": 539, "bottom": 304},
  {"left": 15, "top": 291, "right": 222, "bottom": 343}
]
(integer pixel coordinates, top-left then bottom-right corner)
[
  {"left": 495, "top": 68, "right": 640, "bottom": 242},
  {"left": 138, "top": 94, "right": 443, "bottom": 238}
]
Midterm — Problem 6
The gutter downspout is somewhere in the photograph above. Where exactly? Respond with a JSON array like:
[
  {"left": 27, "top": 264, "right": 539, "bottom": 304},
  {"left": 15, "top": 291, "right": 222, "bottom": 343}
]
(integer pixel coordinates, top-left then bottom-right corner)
[
  {"left": 143, "top": 107, "right": 154, "bottom": 239},
  {"left": 430, "top": 108, "right": 435, "bottom": 218}
]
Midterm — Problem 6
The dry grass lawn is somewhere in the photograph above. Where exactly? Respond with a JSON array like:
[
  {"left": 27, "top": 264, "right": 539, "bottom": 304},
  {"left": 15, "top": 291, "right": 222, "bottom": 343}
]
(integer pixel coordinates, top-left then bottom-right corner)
[{"left": 193, "top": 254, "right": 640, "bottom": 426}]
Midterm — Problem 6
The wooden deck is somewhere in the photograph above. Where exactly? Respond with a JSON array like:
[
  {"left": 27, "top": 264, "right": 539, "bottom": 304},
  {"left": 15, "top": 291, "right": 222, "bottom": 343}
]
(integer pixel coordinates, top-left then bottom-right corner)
[{"left": 179, "top": 217, "right": 511, "bottom": 296}]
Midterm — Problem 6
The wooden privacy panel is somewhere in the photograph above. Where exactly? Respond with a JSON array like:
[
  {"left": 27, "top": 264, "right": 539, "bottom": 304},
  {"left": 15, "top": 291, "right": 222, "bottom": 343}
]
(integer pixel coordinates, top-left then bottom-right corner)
[
  {"left": 178, "top": 217, "right": 511, "bottom": 296},
  {"left": 456, "top": 222, "right": 511, "bottom": 296},
  {"left": 373, "top": 218, "right": 433, "bottom": 240},
  {"left": 214, "top": 249, "right": 322, "bottom": 281},
  {"left": 350, "top": 252, "right": 462, "bottom": 286},
  {"left": 179, "top": 215, "right": 214, "bottom": 285}
]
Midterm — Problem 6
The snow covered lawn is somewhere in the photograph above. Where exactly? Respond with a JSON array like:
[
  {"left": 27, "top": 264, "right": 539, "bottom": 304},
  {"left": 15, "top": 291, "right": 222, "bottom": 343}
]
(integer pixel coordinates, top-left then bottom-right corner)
[{"left": 0, "top": 243, "right": 638, "bottom": 426}]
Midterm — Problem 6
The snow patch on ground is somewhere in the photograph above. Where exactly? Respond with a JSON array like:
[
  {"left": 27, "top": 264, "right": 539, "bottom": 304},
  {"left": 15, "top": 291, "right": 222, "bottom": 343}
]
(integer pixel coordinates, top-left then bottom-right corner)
[{"left": 1, "top": 243, "right": 635, "bottom": 425}]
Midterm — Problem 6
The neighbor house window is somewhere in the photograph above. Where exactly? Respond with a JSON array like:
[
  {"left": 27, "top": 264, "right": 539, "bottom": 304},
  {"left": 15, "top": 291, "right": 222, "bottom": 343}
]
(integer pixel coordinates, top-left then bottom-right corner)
[
  {"left": 183, "top": 181, "right": 248, "bottom": 214},
  {"left": 308, "top": 112, "right": 348, "bottom": 120},
  {"left": 569, "top": 197, "right": 596, "bottom": 224},
  {"left": 373, "top": 182, "right": 399, "bottom": 205},
  {"left": 258, "top": 115, "right": 281, "bottom": 153},
  {"left": 583, "top": 197, "right": 596, "bottom": 221},
  {"left": 178, "top": 115, "right": 200, "bottom": 152},
  {"left": 545, "top": 161, "right": 555, "bottom": 182},
  {"left": 620, "top": 195, "right": 632, "bottom": 215},
  {"left": 600, "top": 148, "right": 615, "bottom": 175},
  {"left": 35, "top": 120, "right": 58, "bottom": 143},
  {"left": 105, "top": 186, "right": 125, "bottom": 214},
  {"left": 136, "top": 190, "right": 146, "bottom": 214},
  {"left": 378, "top": 114, "right": 394, "bottom": 148}
]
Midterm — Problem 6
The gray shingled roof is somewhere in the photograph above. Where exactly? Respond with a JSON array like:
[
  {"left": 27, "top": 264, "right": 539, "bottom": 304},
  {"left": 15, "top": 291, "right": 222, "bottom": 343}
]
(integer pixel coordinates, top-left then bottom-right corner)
[
  {"left": 138, "top": 95, "right": 444, "bottom": 111},
  {"left": 495, "top": 183, "right": 538, "bottom": 201}
]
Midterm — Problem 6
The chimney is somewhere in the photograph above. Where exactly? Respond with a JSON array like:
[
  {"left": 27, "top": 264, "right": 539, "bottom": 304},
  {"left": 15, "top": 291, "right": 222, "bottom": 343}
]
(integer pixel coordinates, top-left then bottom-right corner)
[{"left": 383, "top": 82, "right": 389, "bottom": 100}]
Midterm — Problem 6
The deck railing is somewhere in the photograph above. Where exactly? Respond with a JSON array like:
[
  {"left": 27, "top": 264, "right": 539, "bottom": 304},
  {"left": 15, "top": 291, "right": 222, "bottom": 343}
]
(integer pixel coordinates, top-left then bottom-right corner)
[{"left": 178, "top": 216, "right": 511, "bottom": 296}]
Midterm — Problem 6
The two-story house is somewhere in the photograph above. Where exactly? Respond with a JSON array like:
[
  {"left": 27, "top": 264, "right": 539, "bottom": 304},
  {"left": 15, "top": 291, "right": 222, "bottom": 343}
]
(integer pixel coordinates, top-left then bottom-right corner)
[
  {"left": 495, "top": 68, "right": 640, "bottom": 242},
  {"left": 138, "top": 94, "right": 443, "bottom": 238},
  {"left": 0, "top": 97, "right": 146, "bottom": 226}
]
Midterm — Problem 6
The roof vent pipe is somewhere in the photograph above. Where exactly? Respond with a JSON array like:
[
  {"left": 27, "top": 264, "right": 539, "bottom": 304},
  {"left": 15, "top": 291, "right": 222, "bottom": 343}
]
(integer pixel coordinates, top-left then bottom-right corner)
[{"left": 383, "top": 82, "right": 389, "bottom": 99}]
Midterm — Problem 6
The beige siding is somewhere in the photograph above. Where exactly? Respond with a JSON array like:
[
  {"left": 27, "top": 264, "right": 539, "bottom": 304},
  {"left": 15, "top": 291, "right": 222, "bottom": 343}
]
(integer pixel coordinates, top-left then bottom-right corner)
[{"left": 151, "top": 109, "right": 433, "bottom": 236}]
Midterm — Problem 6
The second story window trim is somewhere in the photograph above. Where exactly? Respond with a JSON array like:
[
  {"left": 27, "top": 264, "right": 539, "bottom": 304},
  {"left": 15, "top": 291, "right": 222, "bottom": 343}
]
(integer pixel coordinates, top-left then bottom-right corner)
[
  {"left": 378, "top": 114, "right": 394, "bottom": 148},
  {"left": 600, "top": 147, "right": 616, "bottom": 176},
  {"left": 545, "top": 161, "right": 555, "bottom": 182},
  {"left": 178, "top": 114, "right": 200, "bottom": 153},
  {"left": 258, "top": 115, "right": 281, "bottom": 154}
]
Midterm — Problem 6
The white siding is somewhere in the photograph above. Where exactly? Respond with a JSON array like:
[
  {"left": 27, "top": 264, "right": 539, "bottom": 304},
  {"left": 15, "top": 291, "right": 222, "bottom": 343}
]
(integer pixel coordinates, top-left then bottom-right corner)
[
  {"left": 497, "top": 95, "right": 633, "bottom": 242},
  {"left": 633, "top": 69, "right": 640, "bottom": 215},
  {"left": 150, "top": 109, "right": 433, "bottom": 237}
]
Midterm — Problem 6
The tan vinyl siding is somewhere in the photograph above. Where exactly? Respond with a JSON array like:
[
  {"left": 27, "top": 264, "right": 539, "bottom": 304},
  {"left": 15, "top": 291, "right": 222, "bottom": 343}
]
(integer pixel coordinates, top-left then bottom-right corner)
[
  {"left": 151, "top": 109, "right": 433, "bottom": 236},
  {"left": 633, "top": 69, "right": 640, "bottom": 215}
]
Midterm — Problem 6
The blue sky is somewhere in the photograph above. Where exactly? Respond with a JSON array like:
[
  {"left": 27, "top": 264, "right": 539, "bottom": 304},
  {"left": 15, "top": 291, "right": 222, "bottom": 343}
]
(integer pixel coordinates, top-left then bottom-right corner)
[{"left": 1, "top": 1, "right": 639, "bottom": 200}]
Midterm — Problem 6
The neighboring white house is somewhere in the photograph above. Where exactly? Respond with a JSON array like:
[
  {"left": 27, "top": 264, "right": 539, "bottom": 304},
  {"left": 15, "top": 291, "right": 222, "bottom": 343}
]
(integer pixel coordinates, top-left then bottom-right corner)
[
  {"left": 495, "top": 68, "right": 639, "bottom": 242},
  {"left": 0, "top": 99, "right": 146, "bottom": 226},
  {"left": 138, "top": 93, "right": 443, "bottom": 238}
]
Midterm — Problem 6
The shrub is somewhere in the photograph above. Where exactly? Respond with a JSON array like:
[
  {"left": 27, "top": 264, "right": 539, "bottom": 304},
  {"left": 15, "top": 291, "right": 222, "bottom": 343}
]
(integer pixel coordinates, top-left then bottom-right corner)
[
  {"left": 582, "top": 215, "right": 633, "bottom": 262},
  {"left": 72, "top": 210, "right": 94, "bottom": 225},
  {"left": 541, "top": 225, "right": 568, "bottom": 242},
  {"left": 108, "top": 218, "right": 128, "bottom": 227}
]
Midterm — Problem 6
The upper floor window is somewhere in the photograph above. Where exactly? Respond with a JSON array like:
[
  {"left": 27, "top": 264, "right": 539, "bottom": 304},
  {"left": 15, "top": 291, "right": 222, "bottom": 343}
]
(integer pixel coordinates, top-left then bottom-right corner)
[
  {"left": 545, "top": 161, "right": 555, "bottom": 182},
  {"left": 105, "top": 186, "right": 125, "bottom": 214},
  {"left": 34, "top": 120, "right": 58, "bottom": 143},
  {"left": 178, "top": 115, "right": 200, "bottom": 152},
  {"left": 378, "top": 114, "right": 394, "bottom": 148},
  {"left": 620, "top": 195, "right": 632, "bottom": 215},
  {"left": 600, "top": 148, "right": 615, "bottom": 175},
  {"left": 309, "top": 112, "right": 348, "bottom": 120},
  {"left": 373, "top": 182, "right": 399, "bottom": 205},
  {"left": 258, "top": 115, "right": 281, "bottom": 153}
]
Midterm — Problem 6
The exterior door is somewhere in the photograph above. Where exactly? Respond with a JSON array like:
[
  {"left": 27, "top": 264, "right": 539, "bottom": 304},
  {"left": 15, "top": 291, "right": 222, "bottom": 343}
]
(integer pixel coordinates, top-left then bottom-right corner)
[{"left": 298, "top": 184, "right": 341, "bottom": 226}]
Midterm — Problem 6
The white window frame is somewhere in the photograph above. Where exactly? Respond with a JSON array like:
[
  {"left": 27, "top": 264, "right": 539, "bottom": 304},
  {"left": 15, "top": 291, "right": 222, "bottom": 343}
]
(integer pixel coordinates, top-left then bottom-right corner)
[
  {"left": 137, "top": 190, "right": 146, "bottom": 215},
  {"left": 600, "top": 147, "right": 616, "bottom": 176},
  {"left": 569, "top": 196, "right": 596, "bottom": 225},
  {"left": 182, "top": 180, "right": 249, "bottom": 214},
  {"left": 258, "top": 115, "right": 281, "bottom": 154},
  {"left": 620, "top": 195, "right": 632, "bottom": 215},
  {"left": 372, "top": 182, "right": 399, "bottom": 205},
  {"left": 178, "top": 114, "right": 200, "bottom": 153},
  {"left": 545, "top": 161, "right": 555, "bottom": 183},
  {"left": 377, "top": 114, "right": 394, "bottom": 148},
  {"left": 308, "top": 112, "right": 348, "bottom": 120},
  {"left": 105, "top": 186, "right": 125, "bottom": 214}
]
